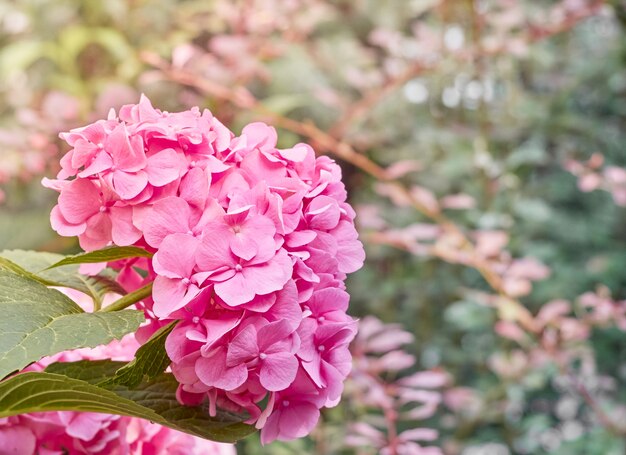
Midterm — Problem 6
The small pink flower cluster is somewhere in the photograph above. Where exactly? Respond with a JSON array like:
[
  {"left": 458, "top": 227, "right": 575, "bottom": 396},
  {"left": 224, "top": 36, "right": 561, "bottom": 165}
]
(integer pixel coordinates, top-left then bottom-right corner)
[
  {"left": 1, "top": 331, "right": 234, "bottom": 455},
  {"left": 44, "top": 96, "right": 365, "bottom": 443},
  {"left": 564, "top": 152, "right": 626, "bottom": 207},
  {"left": 347, "top": 317, "right": 446, "bottom": 455}
]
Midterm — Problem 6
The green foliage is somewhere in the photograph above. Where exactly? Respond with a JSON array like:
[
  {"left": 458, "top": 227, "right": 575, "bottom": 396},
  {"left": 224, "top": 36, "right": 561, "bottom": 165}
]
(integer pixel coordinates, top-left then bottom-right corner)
[
  {"left": 99, "top": 321, "right": 177, "bottom": 388},
  {"left": 46, "top": 246, "right": 153, "bottom": 268},
  {"left": 0, "top": 250, "right": 126, "bottom": 308},
  {"left": 0, "top": 247, "right": 251, "bottom": 443},
  {"left": 0, "top": 367, "right": 253, "bottom": 443},
  {"left": 0, "top": 268, "right": 143, "bottom": 378}
]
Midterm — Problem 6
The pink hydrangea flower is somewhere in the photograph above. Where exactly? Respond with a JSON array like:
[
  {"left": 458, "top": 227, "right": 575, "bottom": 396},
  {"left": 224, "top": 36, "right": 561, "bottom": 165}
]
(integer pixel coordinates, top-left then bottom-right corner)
[{"left": 45, "top": 95, "right": 365, "bottom": 444}]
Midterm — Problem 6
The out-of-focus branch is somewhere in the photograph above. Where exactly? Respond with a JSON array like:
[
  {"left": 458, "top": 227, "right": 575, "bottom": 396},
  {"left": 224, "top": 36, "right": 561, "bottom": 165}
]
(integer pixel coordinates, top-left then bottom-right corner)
[
  {"left": 142, "top": 51, "right": 390, "bottom": 181},
  {"left": 330, "top": 0, "right": 605, "bottom": 139},
  {"left": 140, "top": 4, "right": 602, "bottom": 339},
  {"left": 328, "top": 62, "right": 432, "bottom": 139},
  {"left": 526, "top": 0, "right": 606, "bottom": 43},
  {"left": 140, "top": 51, "right": 537, "bottom": 332},
  {"left": 571, "top": 374, "right": 626, "bottom": 436}
]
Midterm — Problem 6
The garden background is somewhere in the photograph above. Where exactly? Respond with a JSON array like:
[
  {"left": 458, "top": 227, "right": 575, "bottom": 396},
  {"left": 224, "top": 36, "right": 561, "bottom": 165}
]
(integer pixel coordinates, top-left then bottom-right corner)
[{"left": 0, "top": 0, "right": 625, "bottom": 453}]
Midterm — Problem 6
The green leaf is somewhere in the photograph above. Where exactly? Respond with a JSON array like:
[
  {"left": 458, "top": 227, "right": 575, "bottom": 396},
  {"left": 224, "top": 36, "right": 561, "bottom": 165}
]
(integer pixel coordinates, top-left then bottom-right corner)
[
  {"left": 46, "top": 246, "right": 153, "bottom": 269},
  {"left": 100, "top": 321, "right": 177, "bottom": 388},
  {"left": 47, "top": 359, "right": 123, "bottom": 383},
  {"left": 0, "top": 256, "right": 53, "bottom": 285},
  {"left": 0, "top": 368, "right": 254, "bottom": 443},
  {"left": 0, "top": 250, "right": 126, "bottom": 309},
  {"left": 0, "top": 269, "right": 144, "bottom": 378}
]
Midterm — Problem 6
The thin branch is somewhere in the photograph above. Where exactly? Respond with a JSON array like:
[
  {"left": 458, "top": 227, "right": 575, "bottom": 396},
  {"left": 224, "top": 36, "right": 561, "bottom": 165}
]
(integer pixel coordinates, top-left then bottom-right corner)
[
  {"left": 570, "top": 373, "right": 626, "bottom": 436},
  {"left": 138, "top": 0, "right": 601, "bottom": 368},
  {"left": 100, "top": 282, "right": 153, "bottom": 313}
]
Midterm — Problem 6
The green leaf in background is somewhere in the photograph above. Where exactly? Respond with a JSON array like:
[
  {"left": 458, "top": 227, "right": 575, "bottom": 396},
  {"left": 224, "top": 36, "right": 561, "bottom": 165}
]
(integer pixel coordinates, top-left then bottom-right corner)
[
  {"left": 46, "top": 246, "right": 153, "bottom": 269},
  {"left": 0, "top": 367, "right": 254, "bottom": 443},
  {"left": 0, "top": 269, "right": 144, "bottom": 378},
  {"left": 0, "top": 250, "right": 127, "bottom": 309},
  {"left": 260, "top": 93, "right": 309, "bottom": 116},
  {"left": 100, "top": 321, "right": 177, "bottom": 388}
]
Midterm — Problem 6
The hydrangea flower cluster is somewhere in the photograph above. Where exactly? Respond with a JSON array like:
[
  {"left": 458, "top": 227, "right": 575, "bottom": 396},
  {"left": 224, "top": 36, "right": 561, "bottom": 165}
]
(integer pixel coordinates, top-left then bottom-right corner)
[{"left": 44, "top": 96, "right": 365, "bottom": 443}]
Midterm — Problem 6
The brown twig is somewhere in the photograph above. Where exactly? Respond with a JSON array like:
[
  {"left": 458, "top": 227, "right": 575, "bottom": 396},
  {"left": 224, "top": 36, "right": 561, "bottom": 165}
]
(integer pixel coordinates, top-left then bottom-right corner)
[
  {"left": 139, "top": 0, "right": 602, "bottom": 375},
  {"left": 140, "top": 51, "right": 539, "bottom": 331},
  {"left": 328, "top": 62, "right": 432, "bottom": 139},
  {"left": 573, "top": 376, "right": 626, "bottom": 436}
]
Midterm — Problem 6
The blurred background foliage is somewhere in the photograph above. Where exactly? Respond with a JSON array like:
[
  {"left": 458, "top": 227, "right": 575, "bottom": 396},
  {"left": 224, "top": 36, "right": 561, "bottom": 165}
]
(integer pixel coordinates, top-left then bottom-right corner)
[{"left": 1, "top": 0, "right": 626, "bottom": 454}]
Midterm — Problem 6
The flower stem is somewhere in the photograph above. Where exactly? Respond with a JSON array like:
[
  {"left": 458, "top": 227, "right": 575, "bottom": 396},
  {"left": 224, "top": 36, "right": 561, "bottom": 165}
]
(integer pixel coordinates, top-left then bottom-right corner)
[{"left": 100, "top": 283, "right": 153, "bottom": 312}]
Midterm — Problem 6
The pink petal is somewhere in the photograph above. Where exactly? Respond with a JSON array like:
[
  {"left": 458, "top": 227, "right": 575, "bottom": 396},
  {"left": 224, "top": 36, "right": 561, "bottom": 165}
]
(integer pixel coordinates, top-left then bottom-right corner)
[
  {"left": 77, "top": 150, "right": 113, "bottom": 177},
  {"left": 285, "top": 230, "right": 317, "bottom": 248},
  {"left": 279, "top": 143, "right": 310, "bottom": 162},
  {"left": 227, "top": 325, "right": 259, "bottom": 366},
  {"left": 71, "top": 140, "right": 100, "bottom": 169},
  {"left": 195, "top": 346, "right": 248, "bottom": 391},
  {"left": 301, "top": 353, "right": 323, "bottom": 388},
  {"left": 296, "top": 319, "right": 317, "bottom": 362},
  {"left": 109, "top": 206, "right": 141, "bottom": 246},
  {"left": 257, "top": 319, "right": 296, "bottom": 352},
  {"left": 65, "top": 413, "right": 108, "bottom": 440},
  {"left": 241, "top": 293, "right": 277, "bottom": 313},
  {"left": 241, "top": 249, "right": 292, "bottom": 296},
  {"left": 79, "top": 212, "right": 113, "bottom": 251},
  {"left": 58, "top": 179, "right": 101, "bottom": 224},
  {"left": 321, "top": 359, "right": 346, "bottom": 402},
  {"left": 0, "top": 425, "right": 36, "bottom": 454},
  {"left": 196, "top": 232, "right": 236, "bottom": 272},
  {"left": 260, "top": 410, "right": 281, "bottom": 444},
  {"left": 316, "top": 323, "right": 356, "bottom": 348},
  {"left": 108, "top": 124, "right": 147, "bottom": 171},
  {"left": 326, "top": 344, "right": 353, "bottom": 377},
  {"left": 146, "top": 148, "right": 182, "bottom": 186},
  {"left": 239, "top": 214, "right": 277, "bottom": 256},
  {"left": 230, "top": 231, "right": 259, "bottom": 261},
  {"left": 205, "top": 155, "right": 231, "bottom": 173},
  {"left": 242, "top": 122, "right": 277, "bottom": 151},
  {"left": 307, "top": 196, "right": 340, "bottom": 230},
  {"left": 152, "top": 233, "right": 199, "bottom": 278},
  {"left": 333, "top": 221, "right": 365, "bottom": 274},
  {"left": 223, "top": 205, "right": 253, "bottom": 225},
  {"left": 265, "top": 281, "right": 302, "bottom": 329},
  {"left": 165, "top": 324, "right": 200, "bottom": 363},
  {"left": 195, "top": 198, "right": 227, "bottom": 232},
  {"left": 143, "top": 197, "right": 192, "bottom": 248},
  {"left": 152, "top": 276, "right": 187, "bottom": 317},
  {"left": 309, "top": 288, "right": 349, "bottom": 315},
  {"left": 50, "top": 205, "right": 87, "bottom": 236},
  {"left": 196, "top": 313, "right": 243, "bottom": 355},
  {"left": 214, "top": 272, "right": 255, "bottom": 306},
  {"left": 112, "top": 170, "right": 148, "bottom": 199},
  {"left": 179, "top": 167, "right": 210, "bottom": 208},
  {"left": 277, "top": 402, "right": 320, "bottom": 439},
  {"left": 260, "top": 352, "right": 299, "bottom": 391}
]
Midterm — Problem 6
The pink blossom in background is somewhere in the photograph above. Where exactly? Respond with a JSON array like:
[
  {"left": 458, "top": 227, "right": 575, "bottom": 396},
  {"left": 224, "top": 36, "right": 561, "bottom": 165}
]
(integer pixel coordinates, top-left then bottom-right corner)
[
  {"left": 0, "top": 91, "right": 81, "bottom": 204},
  {"left": 44, "top": 95, "right": 365, "bottom": 444},
  {"left": 346, "top": 316, "right": 446, "bottom": 455},
  {"left": 565, "top": 153, "right": 626, "bottom": 207}
]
